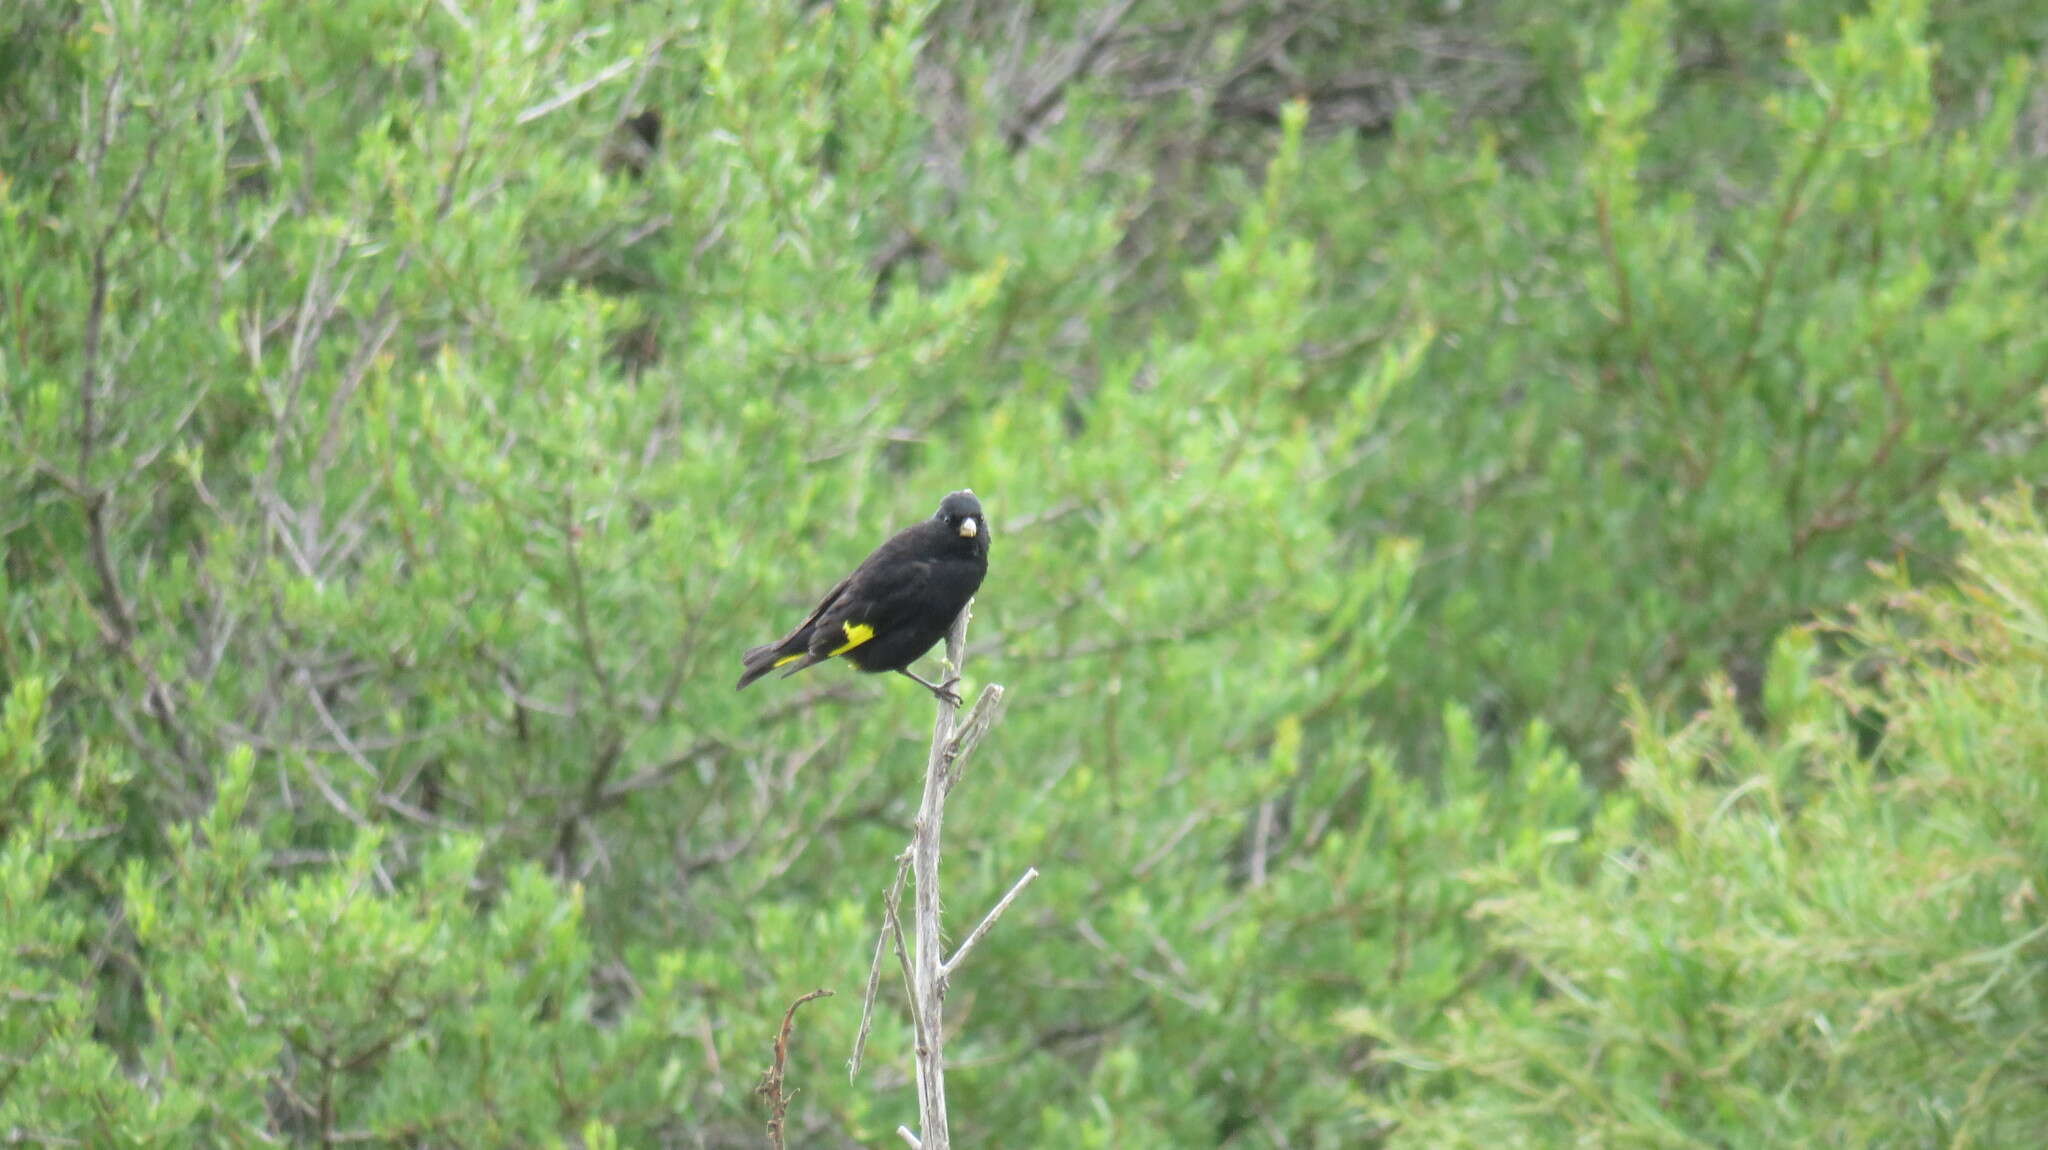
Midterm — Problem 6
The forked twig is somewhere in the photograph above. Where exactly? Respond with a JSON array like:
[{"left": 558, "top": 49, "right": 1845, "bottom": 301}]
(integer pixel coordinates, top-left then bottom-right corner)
[{"left": 846, "top": 600, "right": 1033, "bottom": 1149}]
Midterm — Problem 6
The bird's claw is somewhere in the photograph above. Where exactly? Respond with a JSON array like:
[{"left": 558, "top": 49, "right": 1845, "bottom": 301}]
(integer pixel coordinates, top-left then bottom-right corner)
[{"left": 931, "top": 676, "right": 963, "bottom": 707}]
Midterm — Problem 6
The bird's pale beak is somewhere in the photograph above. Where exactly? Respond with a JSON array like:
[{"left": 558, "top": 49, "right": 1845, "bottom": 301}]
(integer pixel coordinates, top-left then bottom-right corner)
[{"left": 959, "top": 518, "right": 979, "bottom": 538}]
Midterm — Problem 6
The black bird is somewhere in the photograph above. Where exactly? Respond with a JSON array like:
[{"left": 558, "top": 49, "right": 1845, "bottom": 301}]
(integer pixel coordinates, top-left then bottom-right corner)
[{"left": 737, "top": 491, "right": 989, "bottom": 704}]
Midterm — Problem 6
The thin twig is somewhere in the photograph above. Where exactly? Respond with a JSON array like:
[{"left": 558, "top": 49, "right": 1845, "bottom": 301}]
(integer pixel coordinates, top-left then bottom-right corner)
[
  {"left": 514, "top": 52, "right": 643, "bottom": 125},
  {"left": 940, "top": 867, "right": 1040, "bottom": 985},
  {"left": 885, "top": 851, "right": 923, "bottom": 1053},
  {"left": 940, "top": 684, "right": 1007, "bottom": 793},
  {"left": 850, "top": 855, "right": 913, "bottom": 1080}
]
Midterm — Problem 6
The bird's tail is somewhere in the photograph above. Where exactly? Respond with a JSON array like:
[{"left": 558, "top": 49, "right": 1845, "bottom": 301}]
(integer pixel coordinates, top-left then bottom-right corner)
[{"left": 736, "top": 630, "right": 818, "bottom": 690}]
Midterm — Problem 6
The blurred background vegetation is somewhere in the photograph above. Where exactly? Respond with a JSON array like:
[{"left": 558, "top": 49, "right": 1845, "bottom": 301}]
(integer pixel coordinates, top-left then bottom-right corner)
[{"left": 3, "top": 0, "right": 2046, "bottom": 1144}]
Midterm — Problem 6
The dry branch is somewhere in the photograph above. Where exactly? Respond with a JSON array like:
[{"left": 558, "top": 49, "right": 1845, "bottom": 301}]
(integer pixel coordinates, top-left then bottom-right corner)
[
  {"left": 849, "top": 853, "right": 915, "bottom": 1080},
  {"left": 758, "top": 988, "right": 834, "bottom": 1150},
  {"left": 941, "top": 867, "right": 1040, "bottom": 985},
  {"left": 849, "top": 599, "right": 1030, "bottom": 1149},
  {"left": 908, "top": 612, "right": 965, "bottom": 1148}
]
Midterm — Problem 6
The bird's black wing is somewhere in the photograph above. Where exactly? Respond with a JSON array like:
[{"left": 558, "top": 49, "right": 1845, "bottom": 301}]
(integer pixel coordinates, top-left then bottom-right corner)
[
  {"left": 736, "top": 574, "right": 853, "bottom": 688},
  {"left": 810, "top": 556, "right": 932, "bottom": 655},
  {"left": 761, "top": 573, "right": 852, "bottom": 656}
]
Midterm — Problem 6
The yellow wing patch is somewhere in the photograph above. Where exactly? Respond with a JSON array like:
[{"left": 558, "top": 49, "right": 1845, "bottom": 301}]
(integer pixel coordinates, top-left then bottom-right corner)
[
  {"left": 828, "top": 621, "right": 875, "bottom": 656},
  {"left": 773, "top": 653, "right": 803, "bottom": 668}
]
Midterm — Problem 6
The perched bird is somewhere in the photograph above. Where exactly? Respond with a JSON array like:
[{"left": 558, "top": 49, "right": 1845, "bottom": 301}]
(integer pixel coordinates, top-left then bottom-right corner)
[
  {"left": 601, "top": 108, "right": 663, "bottom": 180},
  {"left": 737, "top": 490, "right": 989, "bottom": 704}
]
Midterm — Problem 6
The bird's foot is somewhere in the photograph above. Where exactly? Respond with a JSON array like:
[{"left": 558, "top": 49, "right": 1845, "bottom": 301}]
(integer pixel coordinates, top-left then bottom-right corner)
[{"left": 898, "top": 669, "right": 964, "bottom": 706}]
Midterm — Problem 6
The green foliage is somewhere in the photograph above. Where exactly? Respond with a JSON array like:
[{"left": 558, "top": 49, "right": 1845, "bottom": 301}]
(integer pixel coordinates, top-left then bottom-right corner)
[
  {"left": 1362, "top": 494, "right": 2048, "bottom": 1146},
  {"left": 1, "top": 0, "right": 2045, "bottom": 1144},
  {"left": 1297, "top": 0, "right": 2048, "bottom": 761},
  {"left": 0, "top": 677, "right": 151, "bottom": 1137},
  {"left": 2, "top": 680, "right": 688, "bottom": 1143}
]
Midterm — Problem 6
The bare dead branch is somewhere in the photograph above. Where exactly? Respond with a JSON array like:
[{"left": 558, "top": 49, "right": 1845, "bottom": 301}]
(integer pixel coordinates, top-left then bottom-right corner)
[
  {"left": 939, "top": 684, "right": 1007, "bottom": 793},
  {"left": 885, "top": 850, "right": 923, "bottom": 1061},
  {"left": 842, "top": 597, "right": 1020, "bottom": 1142},
  {"left": 940, "top": 867, "right": 1040, "bottom": 986},
  {"left": 757, "top": 988, "right": 834, "bottom": 1150},
  {"left": 849, "top": 855, "right": 914, "bottom": 1080},
  {"left": 907, "top": 610, "right": 968, "bottom": 1148}
]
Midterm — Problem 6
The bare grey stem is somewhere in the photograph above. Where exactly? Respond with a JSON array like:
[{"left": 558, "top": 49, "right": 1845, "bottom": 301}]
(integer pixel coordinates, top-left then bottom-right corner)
[
  {"left": 851, "top": 596, "right": 1025, "bottom": 1148},
  {"left": 908, "top": 606, "right": 971, "bottom": 1149}
]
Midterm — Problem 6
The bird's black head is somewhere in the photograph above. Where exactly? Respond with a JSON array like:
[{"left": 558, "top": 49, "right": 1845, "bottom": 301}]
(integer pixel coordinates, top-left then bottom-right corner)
[{"left": 934, "top": 490, "right": 986, "bottom": 548}]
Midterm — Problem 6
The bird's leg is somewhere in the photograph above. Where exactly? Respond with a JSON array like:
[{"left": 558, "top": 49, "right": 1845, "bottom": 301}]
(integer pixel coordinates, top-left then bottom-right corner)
[{"left": 896, "top": 668, "right": 963, "bottom": 706}]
